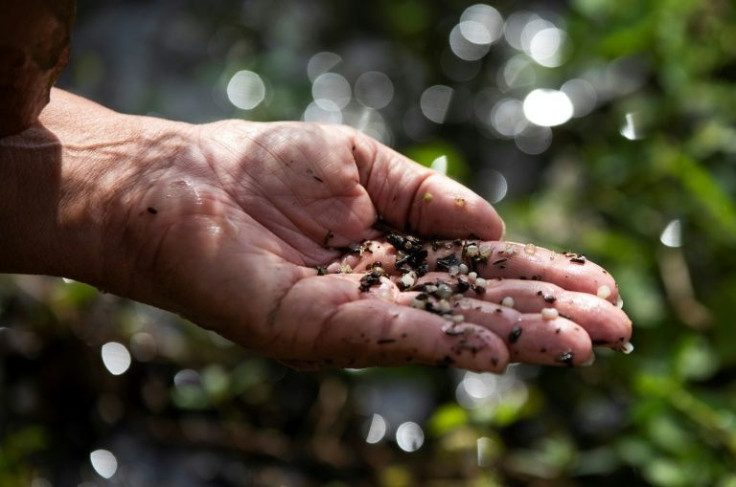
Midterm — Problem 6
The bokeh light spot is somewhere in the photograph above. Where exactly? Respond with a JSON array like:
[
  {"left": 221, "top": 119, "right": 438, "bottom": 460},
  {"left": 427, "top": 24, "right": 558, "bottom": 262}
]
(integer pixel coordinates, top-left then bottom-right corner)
[
  {"left": 90, "top": 449, "right": 118, "bottom": 479},
  {"left": 355, "top": 71, "right": 394, "bottom": 109},
  {"left": 460, "top": 4, "right": 503, "bottom": 43},
  {"left": 478, "top": 169, "right": 508, "bottom": 203},
  {"left": 504, "top": 11, "right": 539, "bottom": 50},
  {"left": 449, "top": 23, "right": 491, "bottom": 61},
  {"left": 396, "top": 422, "right": 424, "bottom": 452},
  {"left": 431, "top": 155, "right": 448, "bottom": 175},
  {"left": 101, "top": 342, "right": 131, "bottom": 376},
  {"left": 226, "top": 70, "right": 266, "bottom": 110},
  {"left": 522, "top": 89, "right": 573, "bottom": 127},
  {"left": 620, "top": 112, "right": 644, "bottom": 140},
  {"left": 490, "top": 98, "right": 527, "bottom": 137},
  {"left": 660, "top": 219, "right": 682, "bottom": 248},
  {"left": 561, "top": 78, "right": 597, "bottom": 117},
  {"left": 130, "top": 332, "right": 157, "bottom": 362},
  {"left": 420, "top": 85, "right": 454, "bottom": 124},
  {"left": 365, "top": 413, "right": 388, "bottom": 444},
  {"left": 303, "top": 100, "right": 342, "bottom": 124},
  {"left": 528, "top": 26, "right": 566, "bottom": 67},
  {"left": 307, "top": 51, "right": 342, "bottom": 82},
  {"left": 515, "top": 125, "right": 553, "bottom": 155},
  {"left": 500, "top": 55, "right": 536, "bottom": 90},
  {"left": 174, "top": 368, "right": 202, "bottom": 388},
  {"left": 312, "top": 72, "right": 351, "bottom": 109}
]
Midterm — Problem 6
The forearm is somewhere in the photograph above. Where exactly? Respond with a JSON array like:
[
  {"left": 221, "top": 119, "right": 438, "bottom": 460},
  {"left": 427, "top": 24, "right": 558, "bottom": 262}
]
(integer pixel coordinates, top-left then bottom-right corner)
[{"left": 0, "top": 88, "right": 185, "bottom": 284}]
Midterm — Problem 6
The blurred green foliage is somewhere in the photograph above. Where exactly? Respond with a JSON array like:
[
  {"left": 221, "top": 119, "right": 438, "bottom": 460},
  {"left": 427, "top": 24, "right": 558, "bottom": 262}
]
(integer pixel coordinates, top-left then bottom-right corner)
[{"left": 2, "top": 0, "right": 736, "bottom": 485}]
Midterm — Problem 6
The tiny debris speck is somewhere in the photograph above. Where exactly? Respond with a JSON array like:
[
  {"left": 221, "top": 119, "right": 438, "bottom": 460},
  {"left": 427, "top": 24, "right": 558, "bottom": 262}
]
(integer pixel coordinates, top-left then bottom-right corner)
[{"left": 508, "top": 325, "right": 522, "bottom": 344}]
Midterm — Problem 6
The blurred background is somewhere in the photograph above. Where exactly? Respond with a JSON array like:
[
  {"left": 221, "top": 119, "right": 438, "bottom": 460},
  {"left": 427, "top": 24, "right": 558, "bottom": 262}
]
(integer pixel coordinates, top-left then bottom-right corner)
[{"left": 2, "top": 0, "right": 736, "bottom": 485}]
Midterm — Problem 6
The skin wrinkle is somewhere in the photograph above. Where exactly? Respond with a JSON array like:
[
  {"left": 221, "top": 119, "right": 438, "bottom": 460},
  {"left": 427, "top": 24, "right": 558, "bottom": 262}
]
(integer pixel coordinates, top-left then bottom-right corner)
[
  {"left": 104, "top": 161, "right": 178, "bottom": 289},
  {"left": 359, "top": 134, "right": 432, "bottom": 232},
  {"left": 211, "top": 124, "right": 372, "bottom": 249},
  {"left": 403, "top": 170, "right": 434, "bottom": 234},
  {"left": 309, "top": 295, "right": 348, "bottom": 356},
  {"left": 265, "top": 273, "right": 318, "bottom": 347},
  {"left": 300, "top": 193, "right": 374, "bottom": 240},
  {"left": 259, "top": 178, "right": 367, "bottom": 249},
  {"left": 265, "top": 216, "right": 333, "bottom": 264},
  {"left": 233, "top": 134, "right": 342, "bottom": 244},
  {"left": 352, "top": 130, "right": 379, "bottom": 188},
  {"left": 192, "top": 127, "right": 329, "bottom": 259}
]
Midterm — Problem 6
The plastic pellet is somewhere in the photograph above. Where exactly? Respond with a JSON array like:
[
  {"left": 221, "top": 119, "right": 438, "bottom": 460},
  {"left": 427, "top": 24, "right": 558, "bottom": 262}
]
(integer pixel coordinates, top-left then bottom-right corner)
[
  {"left": 479, "top": 244, "right": 492, "bottom": 258},
  {"left": 400, "top": 272, "right": 416, "bottom": 288},
  {"left": 597, "top": 285, "right": 611, "bottom": 299},
  {"left": 541, "top": 308, "right": 559, "bottom": 320},
  {"left": 437, "top": 284, "right": 453, "bottom": 299},
  {"left": 465, "top": 245, "right": 479, "bottom": 258}
]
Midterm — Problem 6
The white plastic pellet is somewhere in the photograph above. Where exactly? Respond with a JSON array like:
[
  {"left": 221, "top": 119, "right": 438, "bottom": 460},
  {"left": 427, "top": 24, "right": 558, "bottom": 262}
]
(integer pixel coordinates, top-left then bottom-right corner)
[
  {"left": 437, "top": 284, "right": 453, "bottom": 299},
  {"left": 467, "top": 244, "right": 480, "bottom": 257},
  {"left": 479, "top": 244, "right": 492, "bottom": 258},
  {"left": 501, "top": 296, "right": 514, "bottom": 308},
  {"left": 504, "top": 243, "right": 518, "bottom": 256},
  {"left": 597, "top": 285, "right": 612, "bottom": 299},
  {"left": 474, "top": 278, "right": 487, "bottom": 289},
  {"left": 541, "top": 307, "right": 559, "bottom": 320},
  {"left": 400, "top": 273, "right": 416, "bottom": 288}
]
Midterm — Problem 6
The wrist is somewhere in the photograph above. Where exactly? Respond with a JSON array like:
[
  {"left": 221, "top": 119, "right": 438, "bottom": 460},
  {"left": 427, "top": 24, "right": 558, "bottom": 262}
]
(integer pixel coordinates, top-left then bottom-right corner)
[{"left": 0, "top": 89, "right": 196, "bottom": 290}]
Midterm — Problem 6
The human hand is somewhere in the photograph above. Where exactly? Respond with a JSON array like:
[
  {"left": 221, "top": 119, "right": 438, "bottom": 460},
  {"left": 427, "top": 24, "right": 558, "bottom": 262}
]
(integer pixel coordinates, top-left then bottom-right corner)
[{"left": 0, "top": 89, "right": 632, "bottom": 372}]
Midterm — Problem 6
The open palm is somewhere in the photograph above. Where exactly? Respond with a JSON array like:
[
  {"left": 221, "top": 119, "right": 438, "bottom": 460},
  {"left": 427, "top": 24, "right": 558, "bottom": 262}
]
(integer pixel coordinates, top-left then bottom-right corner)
[{"left": 104, "top": 118, "right": 630, "bottom": 372}]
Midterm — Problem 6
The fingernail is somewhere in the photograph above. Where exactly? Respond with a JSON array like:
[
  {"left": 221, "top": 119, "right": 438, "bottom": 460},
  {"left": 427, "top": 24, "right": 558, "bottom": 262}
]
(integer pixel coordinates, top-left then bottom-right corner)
[{"left": 581, "top": 352, "right": 596, "bottom": 367}]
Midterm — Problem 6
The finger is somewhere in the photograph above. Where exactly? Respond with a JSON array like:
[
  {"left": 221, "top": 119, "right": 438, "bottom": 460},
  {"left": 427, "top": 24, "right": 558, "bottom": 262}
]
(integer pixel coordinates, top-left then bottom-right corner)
[
  {"left": 412, "top": 272, "right": 632, "bottom": 349},
  {"left": 348, "top": 130, "right": 504, "bottom": 240},
  {"left": 431, "top": 241, "right": 619, "bottom": 301},
  {"left": 395, "top": 292, "right": 593, "bottom": 366},
  {"left": 339, "top": 238, "right": 620, "bottom": 302},
  {"left": 267, "top": 274, "right": 510, "bottom": 372}
]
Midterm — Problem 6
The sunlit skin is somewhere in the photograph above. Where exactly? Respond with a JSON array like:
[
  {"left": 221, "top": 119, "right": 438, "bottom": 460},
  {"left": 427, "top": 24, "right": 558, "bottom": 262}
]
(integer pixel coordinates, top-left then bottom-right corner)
[{"left": 0, "top": 89, "right": 632, "bottom": 372}]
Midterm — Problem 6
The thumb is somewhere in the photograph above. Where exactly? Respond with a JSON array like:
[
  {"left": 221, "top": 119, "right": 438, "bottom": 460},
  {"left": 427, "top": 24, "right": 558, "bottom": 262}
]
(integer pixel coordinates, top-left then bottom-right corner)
[{"left": 351, "top": 130, "right": 505, "bottom": 240}]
